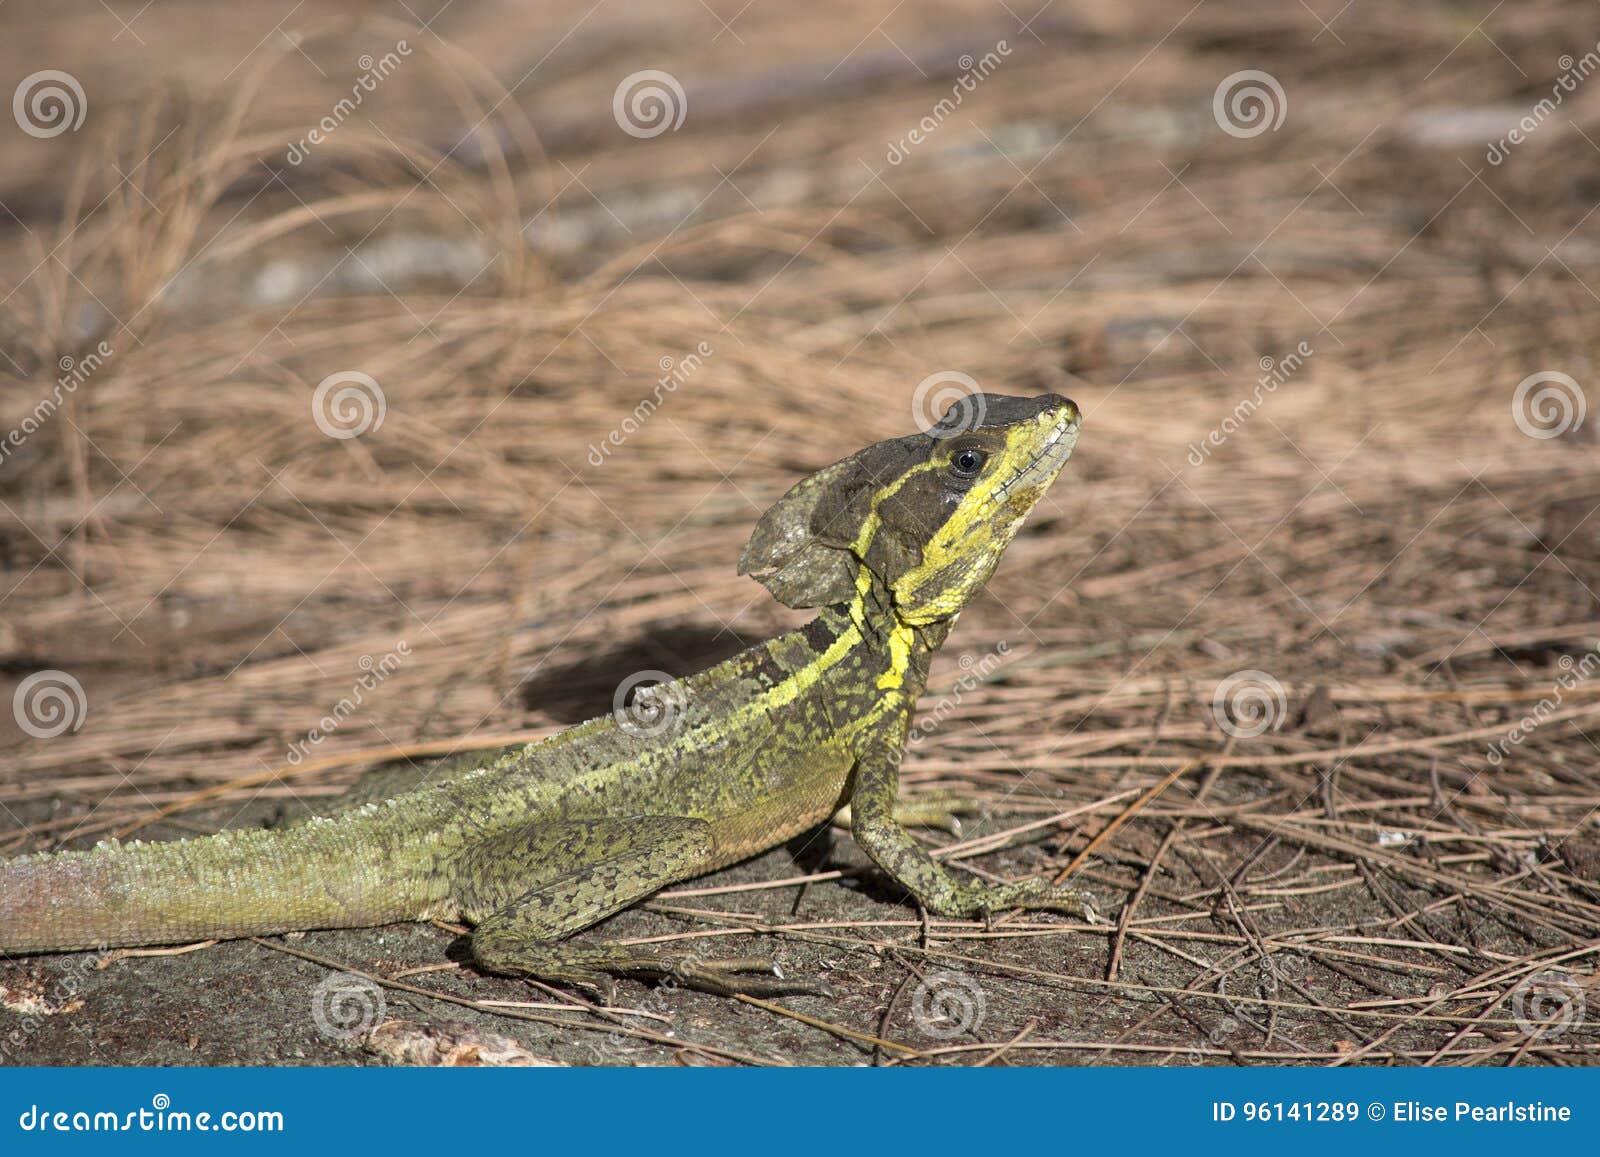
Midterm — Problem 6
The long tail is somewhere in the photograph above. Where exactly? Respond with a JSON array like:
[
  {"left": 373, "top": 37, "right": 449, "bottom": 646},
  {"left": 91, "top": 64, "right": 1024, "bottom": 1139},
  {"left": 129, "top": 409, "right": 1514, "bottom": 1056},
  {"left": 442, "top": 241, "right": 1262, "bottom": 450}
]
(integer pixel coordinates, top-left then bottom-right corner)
[{"left": 0, "top": 813, "right": 448, "bottom": 954}]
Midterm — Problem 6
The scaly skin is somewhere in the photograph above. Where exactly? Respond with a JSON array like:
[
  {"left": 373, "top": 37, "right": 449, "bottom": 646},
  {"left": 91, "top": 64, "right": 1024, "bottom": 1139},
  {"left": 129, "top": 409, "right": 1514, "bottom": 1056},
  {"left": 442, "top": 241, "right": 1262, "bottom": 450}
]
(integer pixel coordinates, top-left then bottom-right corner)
[{"left": 0, "top": 393, "right": 1084, "bottom": 996}]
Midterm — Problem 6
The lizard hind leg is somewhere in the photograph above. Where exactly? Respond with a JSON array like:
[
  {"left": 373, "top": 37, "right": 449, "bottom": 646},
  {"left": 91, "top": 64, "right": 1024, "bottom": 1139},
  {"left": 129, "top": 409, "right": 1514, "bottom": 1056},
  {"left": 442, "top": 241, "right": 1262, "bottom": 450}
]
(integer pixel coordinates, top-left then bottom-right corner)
[{"left": 460, "top": 817, "right": 821, "bottom": 1001}]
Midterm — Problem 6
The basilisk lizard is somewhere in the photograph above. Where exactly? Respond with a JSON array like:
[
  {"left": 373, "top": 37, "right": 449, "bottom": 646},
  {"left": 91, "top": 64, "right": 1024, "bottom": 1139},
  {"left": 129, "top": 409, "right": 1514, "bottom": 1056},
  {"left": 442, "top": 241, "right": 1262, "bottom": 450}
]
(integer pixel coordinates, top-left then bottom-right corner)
[{"left": 0, "top": 392, "right": 1085, "bottom": 996}]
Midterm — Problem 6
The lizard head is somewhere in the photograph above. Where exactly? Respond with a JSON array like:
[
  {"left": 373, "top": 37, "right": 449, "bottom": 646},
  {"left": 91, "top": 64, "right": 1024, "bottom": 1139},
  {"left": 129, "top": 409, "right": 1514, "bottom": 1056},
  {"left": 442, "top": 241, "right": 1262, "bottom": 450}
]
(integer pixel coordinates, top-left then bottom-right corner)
[{"left": 739, "top": 392, "right": 1080, "bottom": 625}]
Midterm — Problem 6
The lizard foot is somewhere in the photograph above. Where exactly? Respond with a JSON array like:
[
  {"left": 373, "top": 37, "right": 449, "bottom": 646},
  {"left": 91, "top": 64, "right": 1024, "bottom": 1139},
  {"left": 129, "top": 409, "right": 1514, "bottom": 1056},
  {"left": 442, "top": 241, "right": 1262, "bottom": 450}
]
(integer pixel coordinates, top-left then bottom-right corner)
[
  {"left": 473, "top": 938, "right": 829, "bottom": 1001},
  {"left": 897, "top": 790, "right": 983, "bottom": 835},
  {"left": 956, "top": 878, "right": 1094, "bottom": 920},
  {"left": 835, "top": 791, "right": 979, "bottom": 836},
  {"left": 632, "top": 952, "right": 833, "bottom": 999}
]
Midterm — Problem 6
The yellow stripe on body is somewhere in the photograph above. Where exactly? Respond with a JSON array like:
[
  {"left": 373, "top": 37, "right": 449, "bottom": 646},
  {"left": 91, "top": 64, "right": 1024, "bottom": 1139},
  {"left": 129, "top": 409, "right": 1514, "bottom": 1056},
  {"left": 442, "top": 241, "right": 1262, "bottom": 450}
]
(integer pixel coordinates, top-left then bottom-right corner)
[
  {"left": 650, "top": 457, "right": 943, "bottom": 763},
  {"left": 683, "top": 428, "right": 1043, "bottom": 752},
  {"left": 876, "top": 622, "right": 914, "bottom": 690},
  {"left": 653, "top": 616, "right": 865, "bottom": 762},
  {"left": 841, "top": 461, "right": 937, "bottom": 693}
]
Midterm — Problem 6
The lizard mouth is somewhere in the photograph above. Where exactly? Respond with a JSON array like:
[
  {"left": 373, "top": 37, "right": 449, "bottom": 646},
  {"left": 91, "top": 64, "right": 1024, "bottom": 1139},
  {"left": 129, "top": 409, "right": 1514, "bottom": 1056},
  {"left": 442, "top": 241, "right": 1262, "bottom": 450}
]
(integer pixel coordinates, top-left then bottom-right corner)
[{"left": 993, "top": 402, "right": 1080, "bottom": 508}]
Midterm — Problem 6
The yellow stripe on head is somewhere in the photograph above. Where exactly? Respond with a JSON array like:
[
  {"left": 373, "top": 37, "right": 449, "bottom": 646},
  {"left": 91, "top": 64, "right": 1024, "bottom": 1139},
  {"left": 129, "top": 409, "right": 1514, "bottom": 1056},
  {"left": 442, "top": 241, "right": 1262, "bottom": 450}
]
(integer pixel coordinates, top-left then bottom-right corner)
[{"left": 885, "top": 399, "right": 1079, "bottom": 625}]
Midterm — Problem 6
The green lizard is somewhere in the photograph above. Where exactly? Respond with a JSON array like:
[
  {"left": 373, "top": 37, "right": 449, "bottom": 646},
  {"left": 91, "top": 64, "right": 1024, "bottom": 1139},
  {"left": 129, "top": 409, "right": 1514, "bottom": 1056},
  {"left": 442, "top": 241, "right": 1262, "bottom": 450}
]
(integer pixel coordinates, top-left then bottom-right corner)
[{"left": 0, "top": 392, "right": 1084, "bottom": 996}]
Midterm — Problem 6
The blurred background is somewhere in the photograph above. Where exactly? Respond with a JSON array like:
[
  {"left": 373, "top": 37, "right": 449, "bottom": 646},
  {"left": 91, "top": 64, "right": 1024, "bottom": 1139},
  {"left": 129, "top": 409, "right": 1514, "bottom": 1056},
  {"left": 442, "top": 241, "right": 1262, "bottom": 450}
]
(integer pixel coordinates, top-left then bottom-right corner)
[{"left": 1, "top": 0, "right": 1597, "bottom": 1065}]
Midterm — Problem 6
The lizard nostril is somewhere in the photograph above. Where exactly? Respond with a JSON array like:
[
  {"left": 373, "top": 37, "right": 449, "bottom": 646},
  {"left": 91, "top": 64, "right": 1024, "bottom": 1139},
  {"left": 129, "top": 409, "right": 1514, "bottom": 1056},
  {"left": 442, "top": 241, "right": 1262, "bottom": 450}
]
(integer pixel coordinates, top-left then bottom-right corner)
[{"left": 1033, "top": 394, "right": 1079, "bottom": 428}]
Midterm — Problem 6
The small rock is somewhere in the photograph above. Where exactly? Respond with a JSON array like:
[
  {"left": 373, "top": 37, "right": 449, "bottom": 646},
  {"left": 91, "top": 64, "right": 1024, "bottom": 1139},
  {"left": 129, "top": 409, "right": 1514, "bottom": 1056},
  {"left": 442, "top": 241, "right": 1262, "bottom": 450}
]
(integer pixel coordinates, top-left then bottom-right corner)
[{"left": 362, "top": 1019, "right": 562, "bottom": 1067}]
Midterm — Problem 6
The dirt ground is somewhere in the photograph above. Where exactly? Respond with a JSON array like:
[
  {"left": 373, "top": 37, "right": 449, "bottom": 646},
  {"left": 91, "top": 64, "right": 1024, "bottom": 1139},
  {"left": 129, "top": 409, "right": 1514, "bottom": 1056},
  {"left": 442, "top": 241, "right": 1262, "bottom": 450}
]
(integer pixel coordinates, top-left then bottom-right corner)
[{"left": 3, "top": 0, "right": 1600, "bottom": 1066}]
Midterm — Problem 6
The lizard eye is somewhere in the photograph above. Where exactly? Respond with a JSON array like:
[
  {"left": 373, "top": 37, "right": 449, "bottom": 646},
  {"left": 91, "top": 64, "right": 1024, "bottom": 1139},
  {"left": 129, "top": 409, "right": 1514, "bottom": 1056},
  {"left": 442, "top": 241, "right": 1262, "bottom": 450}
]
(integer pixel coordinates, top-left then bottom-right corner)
[{"left": 950, "top": 447, "right": 988, "bottom": 478}]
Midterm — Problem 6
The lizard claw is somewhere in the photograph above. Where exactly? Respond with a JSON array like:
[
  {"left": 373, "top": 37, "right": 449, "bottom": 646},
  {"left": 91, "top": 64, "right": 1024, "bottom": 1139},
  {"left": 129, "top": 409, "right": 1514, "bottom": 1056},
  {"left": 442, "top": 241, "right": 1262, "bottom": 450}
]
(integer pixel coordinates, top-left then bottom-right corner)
[
  {"left": 661, "top": 954, "right": 831, "bottom": 998},
  {"left": 483, "top": 943, "right": 831, "bottom": 999}
]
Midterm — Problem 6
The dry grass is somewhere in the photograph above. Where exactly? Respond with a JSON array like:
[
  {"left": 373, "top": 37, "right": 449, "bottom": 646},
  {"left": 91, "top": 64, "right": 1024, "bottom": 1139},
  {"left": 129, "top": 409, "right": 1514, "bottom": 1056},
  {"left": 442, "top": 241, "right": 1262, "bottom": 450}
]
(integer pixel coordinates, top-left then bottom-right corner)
[{"left": 1, "top": 0, "right": 1598, "bottom": 1065}]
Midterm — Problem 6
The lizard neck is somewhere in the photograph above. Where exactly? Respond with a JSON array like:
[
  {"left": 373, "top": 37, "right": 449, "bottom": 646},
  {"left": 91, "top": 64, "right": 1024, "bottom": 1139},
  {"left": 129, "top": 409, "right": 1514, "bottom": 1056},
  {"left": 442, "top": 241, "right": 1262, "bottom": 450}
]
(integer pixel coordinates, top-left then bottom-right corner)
[{"left": 822, "top": 568, "right": 954, "bottom": 708}]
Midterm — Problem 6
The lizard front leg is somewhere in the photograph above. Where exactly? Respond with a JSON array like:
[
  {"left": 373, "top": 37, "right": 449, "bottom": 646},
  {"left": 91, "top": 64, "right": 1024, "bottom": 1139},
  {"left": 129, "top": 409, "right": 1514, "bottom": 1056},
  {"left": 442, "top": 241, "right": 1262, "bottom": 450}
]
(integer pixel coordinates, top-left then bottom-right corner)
[{"left": 847, "top": 713, "right": 1089, "bottom": 919}]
